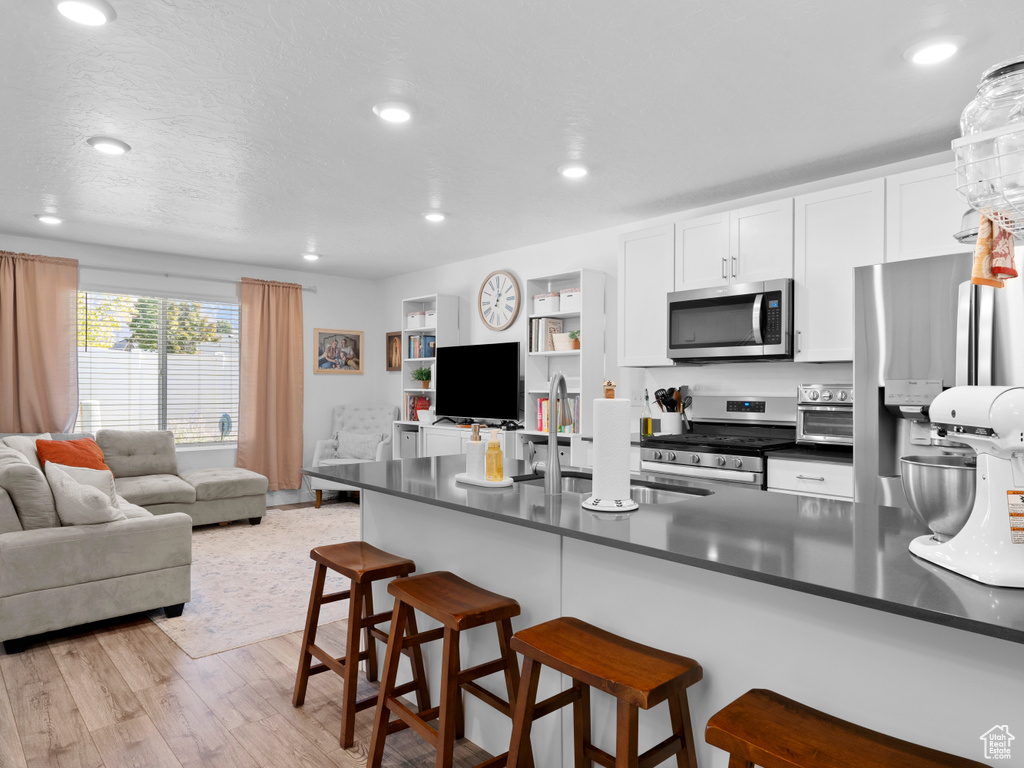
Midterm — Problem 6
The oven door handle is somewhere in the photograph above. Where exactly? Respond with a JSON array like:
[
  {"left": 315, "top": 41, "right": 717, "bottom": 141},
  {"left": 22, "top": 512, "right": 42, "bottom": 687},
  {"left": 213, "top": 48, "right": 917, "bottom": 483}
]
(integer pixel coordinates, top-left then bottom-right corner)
[{"left": 751, "top": 294, "right": 763, "bottom": 345}]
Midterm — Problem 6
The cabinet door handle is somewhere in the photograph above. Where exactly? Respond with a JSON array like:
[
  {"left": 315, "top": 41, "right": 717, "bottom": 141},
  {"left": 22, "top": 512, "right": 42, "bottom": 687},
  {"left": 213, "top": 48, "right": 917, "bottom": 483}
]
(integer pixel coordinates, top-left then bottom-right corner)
[
  {"left": 796, "top": 330, "right": 802, "bottom": 353},
  {"left": 731, "top": 255, "right": 737, "bottom": 277},
  {"left": 721, "top": 257, "right": 728, "bottom": 279},
  {"left": 796, "top": 474, "right": 826, "bottom": 481}
]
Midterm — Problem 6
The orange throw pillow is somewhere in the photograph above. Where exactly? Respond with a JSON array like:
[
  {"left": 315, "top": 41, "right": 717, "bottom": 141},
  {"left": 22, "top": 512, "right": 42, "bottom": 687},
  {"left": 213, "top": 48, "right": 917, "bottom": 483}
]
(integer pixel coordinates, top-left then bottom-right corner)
[{"left": 36, "top": 437, "right": 112, "bottom": 472}]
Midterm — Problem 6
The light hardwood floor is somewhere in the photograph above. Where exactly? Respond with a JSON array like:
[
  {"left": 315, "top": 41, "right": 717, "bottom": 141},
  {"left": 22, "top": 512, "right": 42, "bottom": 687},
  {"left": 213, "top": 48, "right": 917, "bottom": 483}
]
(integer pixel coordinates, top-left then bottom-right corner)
[{"left": 0, "top": 590, "right": 492, "bottom": 768}]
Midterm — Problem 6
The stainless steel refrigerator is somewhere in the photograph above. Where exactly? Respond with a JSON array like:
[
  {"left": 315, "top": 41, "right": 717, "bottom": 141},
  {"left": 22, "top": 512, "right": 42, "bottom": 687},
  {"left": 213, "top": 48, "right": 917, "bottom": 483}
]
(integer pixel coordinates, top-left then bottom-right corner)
[{"left": 853, "top": 252, "right": 1024, "bottom": 506}]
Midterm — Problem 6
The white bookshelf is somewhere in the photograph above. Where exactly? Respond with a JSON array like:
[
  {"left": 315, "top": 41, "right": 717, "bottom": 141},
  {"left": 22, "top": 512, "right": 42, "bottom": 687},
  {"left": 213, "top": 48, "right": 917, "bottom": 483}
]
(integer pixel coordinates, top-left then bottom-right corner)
[
  {"left": 523, "top": 269, "right": 605, "bottom": 437},
  {"left": 401, "top": 294, "right": 459, "bottom": 421}
]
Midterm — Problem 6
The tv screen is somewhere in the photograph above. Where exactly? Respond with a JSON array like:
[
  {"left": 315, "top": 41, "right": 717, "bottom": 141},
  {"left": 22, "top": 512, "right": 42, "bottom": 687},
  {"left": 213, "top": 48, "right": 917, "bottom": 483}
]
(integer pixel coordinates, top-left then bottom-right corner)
[{"left": 434, "top": 342, "right": 520, "bottom": 422}]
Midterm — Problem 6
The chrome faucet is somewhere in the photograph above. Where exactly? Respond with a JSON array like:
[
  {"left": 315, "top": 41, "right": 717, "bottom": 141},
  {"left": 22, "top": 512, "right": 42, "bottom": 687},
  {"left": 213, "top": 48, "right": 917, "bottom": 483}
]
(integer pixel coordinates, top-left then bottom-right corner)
[{"left": 546, "top": 372, "right": 571, "bottom": 496}]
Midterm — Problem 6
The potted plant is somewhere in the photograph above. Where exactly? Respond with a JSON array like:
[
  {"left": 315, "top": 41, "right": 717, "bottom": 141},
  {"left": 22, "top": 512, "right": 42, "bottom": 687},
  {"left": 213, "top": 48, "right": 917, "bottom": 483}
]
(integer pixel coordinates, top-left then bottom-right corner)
[
  {"left": 569, "top": 330, "right": 580, "bottom": 349},
  {"left": 412, "top": 367, "right": 432, "bottom": 388}
]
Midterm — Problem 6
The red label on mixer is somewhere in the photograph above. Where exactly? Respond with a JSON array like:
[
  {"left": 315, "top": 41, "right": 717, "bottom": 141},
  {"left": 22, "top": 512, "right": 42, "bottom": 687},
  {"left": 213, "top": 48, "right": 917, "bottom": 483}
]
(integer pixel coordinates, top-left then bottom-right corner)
[{"left": 1008, "top": 491, "right": 1024, "bottom": 544}]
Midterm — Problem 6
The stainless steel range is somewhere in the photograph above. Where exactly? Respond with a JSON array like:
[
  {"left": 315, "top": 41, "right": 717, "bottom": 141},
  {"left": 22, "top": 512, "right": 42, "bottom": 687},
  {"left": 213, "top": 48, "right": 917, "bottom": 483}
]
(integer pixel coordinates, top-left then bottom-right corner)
[{"left": 640, "top": 396, "right": 797, "bottom": 487}]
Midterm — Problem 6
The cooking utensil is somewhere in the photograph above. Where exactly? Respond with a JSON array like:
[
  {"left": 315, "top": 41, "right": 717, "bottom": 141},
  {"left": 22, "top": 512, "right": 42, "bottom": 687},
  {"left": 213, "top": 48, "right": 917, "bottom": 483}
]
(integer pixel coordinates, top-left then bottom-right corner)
[
  {"left": 900, "top": 455, "right": 976, "bottom": 541},
  {"left": 653, "top": 388, "right": 668, "bottom": 412},
  {"left": 673, "top": 390, "right": 683, "bottom": 411}
]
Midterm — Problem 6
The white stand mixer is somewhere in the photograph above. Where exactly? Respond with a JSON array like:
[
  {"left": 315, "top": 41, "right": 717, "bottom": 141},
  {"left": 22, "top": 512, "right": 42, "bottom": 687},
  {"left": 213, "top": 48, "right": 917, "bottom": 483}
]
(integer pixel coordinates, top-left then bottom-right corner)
[{"left": 909, "top": 386, "right": 1024, "bottom": 587}]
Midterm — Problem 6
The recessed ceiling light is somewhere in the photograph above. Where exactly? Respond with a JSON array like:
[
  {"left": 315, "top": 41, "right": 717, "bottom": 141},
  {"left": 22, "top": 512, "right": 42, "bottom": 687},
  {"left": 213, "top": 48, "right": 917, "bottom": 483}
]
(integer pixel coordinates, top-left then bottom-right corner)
[
  {"left": 372, "top": 102, "right": 413, "bottom": 123},
  {"left": 86, "top": 136, "right": 131, "bottom": 155},
  {"left": 35, "top": 214, "right": 63, "bottom": 225},
  {"left": 57, "top": 0, "right": 117, "bottom": 25},
  {"left": 558, "top": 163, "right": 588, "bottom": 179},
  {"left": 904, "top": 37, "right": 964, "bottom": 65},
  {"left": 424, "top": 212, "right": 445, "bottom": 223},
  {"left": 302, "top": 253, "right": 320, "bottom": 261}
]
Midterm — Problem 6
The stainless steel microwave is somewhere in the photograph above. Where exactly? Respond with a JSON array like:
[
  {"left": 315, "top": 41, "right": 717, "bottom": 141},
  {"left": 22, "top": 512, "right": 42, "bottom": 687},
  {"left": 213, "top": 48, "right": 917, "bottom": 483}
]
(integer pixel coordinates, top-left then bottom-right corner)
[{"left": 667, "top": 278, "right": 793, "bottom": 362}]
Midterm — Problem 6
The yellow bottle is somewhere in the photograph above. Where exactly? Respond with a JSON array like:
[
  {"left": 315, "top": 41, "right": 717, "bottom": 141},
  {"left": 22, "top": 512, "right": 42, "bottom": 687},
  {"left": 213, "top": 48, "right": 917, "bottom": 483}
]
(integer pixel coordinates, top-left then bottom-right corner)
[{"left": 485, "top": 428, "right": 503, "bottom": 482}]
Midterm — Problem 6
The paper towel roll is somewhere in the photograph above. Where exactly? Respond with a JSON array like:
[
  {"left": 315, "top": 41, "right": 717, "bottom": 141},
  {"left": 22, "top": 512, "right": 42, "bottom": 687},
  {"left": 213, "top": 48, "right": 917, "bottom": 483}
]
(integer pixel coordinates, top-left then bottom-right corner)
[{"left": 591, "top": 398, "right": 632, "bottom": 502}]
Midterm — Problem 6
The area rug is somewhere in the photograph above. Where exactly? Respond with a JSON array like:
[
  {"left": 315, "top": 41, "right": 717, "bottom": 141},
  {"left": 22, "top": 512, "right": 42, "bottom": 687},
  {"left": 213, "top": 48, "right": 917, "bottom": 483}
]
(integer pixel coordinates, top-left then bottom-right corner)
[{"left": 149, "top": 503, "right": 360, "bottom": 658}]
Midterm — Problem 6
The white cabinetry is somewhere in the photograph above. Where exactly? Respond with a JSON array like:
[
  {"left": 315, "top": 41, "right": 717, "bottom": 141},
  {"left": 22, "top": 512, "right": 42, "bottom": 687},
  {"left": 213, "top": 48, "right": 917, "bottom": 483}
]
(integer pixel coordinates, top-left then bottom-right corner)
[
  {"left": 885, "top": 163, "right": 968, "bottom": 263},
  {"left": 525, "top": 269, "right": 605, "bottom": 437},
  {"left": 675, "top": 199, "right": 794, "bottom": 290},
  {"left": 618, "top": 225, "right": 674, "bottom": 367},
  {"left": 420, "top": 424, "right": 513, "bottom": 460},
  {"left": 401, "top": 294, "right": 459, "bottom": 420},
  {"left": 793, "top": 179, "right": 884, "bottom": 362},
  {"left": 768, "top": 457, "right": 853, "bottom": 500}
]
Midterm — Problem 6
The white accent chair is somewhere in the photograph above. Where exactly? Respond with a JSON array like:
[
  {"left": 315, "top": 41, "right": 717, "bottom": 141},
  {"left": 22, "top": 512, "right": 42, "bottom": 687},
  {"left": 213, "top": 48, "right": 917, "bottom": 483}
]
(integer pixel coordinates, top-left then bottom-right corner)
[{"left": 310, "top": 405, "right": 399, "bottom": 507}]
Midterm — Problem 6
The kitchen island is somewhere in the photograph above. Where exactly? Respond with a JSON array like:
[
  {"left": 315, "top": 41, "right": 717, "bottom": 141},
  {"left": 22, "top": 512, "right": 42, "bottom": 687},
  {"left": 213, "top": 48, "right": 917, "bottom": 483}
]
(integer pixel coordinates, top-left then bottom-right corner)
[{"left": 305, "top": 455, "right": 1022, "bottom": 767}]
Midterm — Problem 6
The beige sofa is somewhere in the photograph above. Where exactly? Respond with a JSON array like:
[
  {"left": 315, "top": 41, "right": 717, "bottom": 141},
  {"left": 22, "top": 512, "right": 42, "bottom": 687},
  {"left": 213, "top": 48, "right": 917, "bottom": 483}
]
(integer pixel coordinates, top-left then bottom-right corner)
[
  {"left": 95, "top": 429, "right": 268, "bottom": 526},
  {"left": 0, "top": 435, "right": 191, "bottom": 651}
]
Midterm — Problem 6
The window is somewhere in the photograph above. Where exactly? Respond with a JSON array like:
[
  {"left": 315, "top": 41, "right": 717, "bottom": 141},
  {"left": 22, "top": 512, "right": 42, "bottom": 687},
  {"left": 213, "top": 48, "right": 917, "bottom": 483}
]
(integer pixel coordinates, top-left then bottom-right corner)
[{"left": 77, "top": 291, "right": 240, "bottom": 445}]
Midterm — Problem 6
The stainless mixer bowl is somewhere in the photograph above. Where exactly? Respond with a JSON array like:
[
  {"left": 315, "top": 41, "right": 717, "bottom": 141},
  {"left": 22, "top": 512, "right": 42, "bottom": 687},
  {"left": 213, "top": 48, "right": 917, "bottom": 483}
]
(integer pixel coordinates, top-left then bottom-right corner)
[{"left": 900, "top": 455, "right": 976, "bottom": 541}]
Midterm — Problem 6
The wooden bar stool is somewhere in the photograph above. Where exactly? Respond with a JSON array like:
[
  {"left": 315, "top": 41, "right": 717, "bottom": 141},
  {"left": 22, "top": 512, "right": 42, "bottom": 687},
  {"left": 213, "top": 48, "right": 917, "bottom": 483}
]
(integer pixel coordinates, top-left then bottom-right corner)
[
  {"left": 367, "top": 570, "right": 531, "bottom": 768},
  {"left": 293, "top": 541, "right": 431, "bottom": 748},
  {"left": 506, "top": 616, "right": 702, "bottom": 768},
  {"left": 705, "top": 688, "right": 986, "bottom": 768}
]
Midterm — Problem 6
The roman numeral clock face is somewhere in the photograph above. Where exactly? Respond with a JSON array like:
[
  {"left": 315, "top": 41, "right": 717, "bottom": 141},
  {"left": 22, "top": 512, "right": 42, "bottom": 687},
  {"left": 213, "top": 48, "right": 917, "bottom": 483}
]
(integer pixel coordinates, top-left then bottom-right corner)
[{"left": 478, "top": 270, "right": 522, "bottom": 331}]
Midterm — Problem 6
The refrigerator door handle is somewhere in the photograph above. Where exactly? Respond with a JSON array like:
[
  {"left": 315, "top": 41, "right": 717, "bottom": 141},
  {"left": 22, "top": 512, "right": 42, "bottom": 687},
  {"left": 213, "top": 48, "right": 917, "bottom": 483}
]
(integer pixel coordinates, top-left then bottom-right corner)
[
  {"left": 956, "top": 281, "right": 974, "bottom": 387},
  {"left": 976, "top": 285, "right": 994, "bottom": 385}
]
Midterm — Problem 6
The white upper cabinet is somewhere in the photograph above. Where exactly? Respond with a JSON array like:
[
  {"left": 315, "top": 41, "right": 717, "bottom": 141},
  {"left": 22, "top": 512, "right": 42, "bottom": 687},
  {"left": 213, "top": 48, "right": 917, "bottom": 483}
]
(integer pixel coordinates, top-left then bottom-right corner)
[
  {"left": 885, "top": 163, "right": 969, "bottom": 262},
  {"left": 675, "top": 199, "right": 794, "bottom": 291},
  {"left": 673, "top": 212, "right": 729, "bottom": 290},
  {"left": 732, "top": 198, "right": 795, "bottom": 283},
  {"left": 794, "top": 178, "right": 885, "bottom": 362},
  {"left": 618, "top": 224, "right": 674, "bottom": 367}
]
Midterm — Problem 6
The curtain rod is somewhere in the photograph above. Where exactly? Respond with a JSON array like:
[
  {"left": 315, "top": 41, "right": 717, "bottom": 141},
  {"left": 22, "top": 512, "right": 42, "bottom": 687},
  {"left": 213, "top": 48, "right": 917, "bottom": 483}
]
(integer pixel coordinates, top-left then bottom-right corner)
[{"left": 81, "top": 264, "right": 318, "bottom": 293}]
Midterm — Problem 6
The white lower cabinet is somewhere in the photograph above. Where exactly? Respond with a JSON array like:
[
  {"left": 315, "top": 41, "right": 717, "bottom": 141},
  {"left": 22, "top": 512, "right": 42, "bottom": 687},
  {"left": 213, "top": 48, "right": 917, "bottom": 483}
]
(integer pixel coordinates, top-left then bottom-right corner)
[
  {"left": 793, "top": 178, "right": 884, "bottom": 362},
  {"left": 420, "top": 425, "right": 513, "bottom": 460},
  {"left": 767, "top": 457, "right": 853, "bottom": 500}
]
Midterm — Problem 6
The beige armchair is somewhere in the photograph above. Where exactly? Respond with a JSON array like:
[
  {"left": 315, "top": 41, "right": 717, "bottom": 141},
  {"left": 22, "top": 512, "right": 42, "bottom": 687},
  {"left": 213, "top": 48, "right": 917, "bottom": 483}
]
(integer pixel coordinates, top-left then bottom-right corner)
[{"left": 310, "top": 404, "right": 399, "bottom": 507}]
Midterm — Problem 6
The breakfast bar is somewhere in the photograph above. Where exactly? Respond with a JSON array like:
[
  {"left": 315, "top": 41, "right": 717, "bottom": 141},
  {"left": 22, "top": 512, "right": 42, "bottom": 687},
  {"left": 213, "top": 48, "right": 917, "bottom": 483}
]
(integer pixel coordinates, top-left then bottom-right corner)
[{"left": 305, "top": 455, "right": 1023, "bottom": 767}]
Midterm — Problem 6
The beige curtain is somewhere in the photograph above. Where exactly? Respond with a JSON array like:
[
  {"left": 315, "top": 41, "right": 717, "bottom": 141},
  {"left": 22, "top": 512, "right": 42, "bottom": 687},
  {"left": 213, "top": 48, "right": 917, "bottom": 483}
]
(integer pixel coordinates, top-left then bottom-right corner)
[
  {"left": 237, "top": 277, "right": 304, "bottom": 491},
  {"left": 0, "top": 251, "right": 79, "bottom": 433}
]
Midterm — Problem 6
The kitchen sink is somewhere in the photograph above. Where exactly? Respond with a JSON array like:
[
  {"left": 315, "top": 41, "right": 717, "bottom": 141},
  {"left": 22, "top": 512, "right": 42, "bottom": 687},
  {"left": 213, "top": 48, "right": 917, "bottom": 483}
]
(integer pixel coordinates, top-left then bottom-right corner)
[
  {"left": 519, "top": 476, "right": 594, "bottom": 494},
  {"left": 514, "top": 471, "right": 712, "bottom": 501}
]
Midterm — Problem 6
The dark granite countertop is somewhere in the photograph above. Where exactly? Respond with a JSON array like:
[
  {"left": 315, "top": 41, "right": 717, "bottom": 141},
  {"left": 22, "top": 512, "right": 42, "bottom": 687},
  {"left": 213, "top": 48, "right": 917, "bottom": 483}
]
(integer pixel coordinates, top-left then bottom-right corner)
[
  {"left": 768, "top": 446, "right": 853, "bottom": 464},
  {"left": 303, "top": 455, "right": 1024, "bottom": 645}
]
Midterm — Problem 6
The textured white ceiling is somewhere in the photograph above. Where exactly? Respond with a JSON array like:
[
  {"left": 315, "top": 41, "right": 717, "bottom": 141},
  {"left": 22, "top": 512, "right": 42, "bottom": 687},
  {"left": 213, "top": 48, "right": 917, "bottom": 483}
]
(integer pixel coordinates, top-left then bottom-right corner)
[{"left": 2, "top": 1, "right": 1023, "bottom": 279}]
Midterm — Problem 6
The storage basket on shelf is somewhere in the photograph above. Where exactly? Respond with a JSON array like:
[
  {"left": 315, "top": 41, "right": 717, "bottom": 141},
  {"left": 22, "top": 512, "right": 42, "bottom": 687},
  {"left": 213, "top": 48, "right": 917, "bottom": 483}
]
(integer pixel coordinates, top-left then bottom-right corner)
[
  {"left": 533, "top": 292, "right": 559, "bottom": 314},
  {"left": 406, "top": 311, "right": 425, "bottom": 329},
  {"left": 559, "top": 286, "right": 581, "bottom": 313},
  {"left": 423, "top": 309, "right": 436, "bottom": 326}
]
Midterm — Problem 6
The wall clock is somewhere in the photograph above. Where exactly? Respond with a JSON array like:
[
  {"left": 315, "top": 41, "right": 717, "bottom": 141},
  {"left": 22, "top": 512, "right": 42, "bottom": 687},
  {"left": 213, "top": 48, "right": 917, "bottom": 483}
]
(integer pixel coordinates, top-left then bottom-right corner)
[{"left": 478, "top": 270, "right": 522, "bottom": 331}]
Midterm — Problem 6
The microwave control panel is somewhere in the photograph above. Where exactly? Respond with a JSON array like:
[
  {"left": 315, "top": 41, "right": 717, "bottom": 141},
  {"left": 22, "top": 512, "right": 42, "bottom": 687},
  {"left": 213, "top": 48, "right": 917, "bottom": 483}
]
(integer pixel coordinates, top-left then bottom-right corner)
[{"left": 764, "top": 292, "right": 782, "bottom": 344}]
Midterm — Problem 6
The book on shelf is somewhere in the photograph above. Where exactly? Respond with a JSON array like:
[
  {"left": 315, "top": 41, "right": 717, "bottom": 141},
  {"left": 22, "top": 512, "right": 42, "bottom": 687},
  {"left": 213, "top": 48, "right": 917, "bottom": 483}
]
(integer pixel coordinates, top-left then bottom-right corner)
[
  {"left": 407, "top": 334, "right": 436, "bottom": 359},
  {"left": 406, "top": 394, "right": 431, "bottom": 421},
  {"left": 529, "top": 318, "right": 563, "bottom": 352},
  {"left": 534, "top": 395, "right": 580, "bottom": 433}
]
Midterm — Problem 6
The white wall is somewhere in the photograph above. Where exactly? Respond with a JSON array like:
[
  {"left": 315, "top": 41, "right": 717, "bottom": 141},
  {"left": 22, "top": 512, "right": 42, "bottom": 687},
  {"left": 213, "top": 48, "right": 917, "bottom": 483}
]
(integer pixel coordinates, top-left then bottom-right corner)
[{"left": 0, "top": 233, "right": 384, "bottom": 496}]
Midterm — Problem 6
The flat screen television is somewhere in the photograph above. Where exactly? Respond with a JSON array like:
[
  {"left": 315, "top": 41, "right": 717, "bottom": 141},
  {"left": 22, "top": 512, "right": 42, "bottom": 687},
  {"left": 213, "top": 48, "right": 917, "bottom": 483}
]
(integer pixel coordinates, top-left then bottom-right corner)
[{"left": 434, "top": 342, "right": 520, "bottom": 422}]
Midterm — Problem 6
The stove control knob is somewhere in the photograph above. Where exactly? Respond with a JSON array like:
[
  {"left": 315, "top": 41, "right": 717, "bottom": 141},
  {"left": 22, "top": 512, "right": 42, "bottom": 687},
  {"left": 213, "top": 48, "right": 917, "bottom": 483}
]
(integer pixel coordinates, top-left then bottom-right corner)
[
  {"left": 837, "top": 390, "right": 849, "bottom": 402},
  {"left": 821, "top": 390, "right": 834, "bottom": 402},
  {"left": 653, "top": 451, "right": 663, "bottom": 461},
  {"left": 716, "top": 456, "right": 726, "bottom": 467},
  {"left": 732, "top": 458, "right": 743, "bottom": 468},
  {"left": 690, "top": 454, "right": 700, "bottom": 464},
  {"left": 807, "top": 390, "right": 820, "bottom": 401},
  {"left": 666, "top": 452, "right": 676, "bottom": 462}
]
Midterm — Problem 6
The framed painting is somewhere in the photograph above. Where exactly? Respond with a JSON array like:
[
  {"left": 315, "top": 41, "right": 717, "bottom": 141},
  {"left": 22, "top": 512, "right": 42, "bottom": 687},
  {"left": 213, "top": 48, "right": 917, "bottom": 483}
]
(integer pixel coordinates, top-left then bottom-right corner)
[
  {"left": 314, "top": 328, "right": 363, "bottom": 374},
  {"left": 386, "top": 331, "right": 402, "bottom": 371}
]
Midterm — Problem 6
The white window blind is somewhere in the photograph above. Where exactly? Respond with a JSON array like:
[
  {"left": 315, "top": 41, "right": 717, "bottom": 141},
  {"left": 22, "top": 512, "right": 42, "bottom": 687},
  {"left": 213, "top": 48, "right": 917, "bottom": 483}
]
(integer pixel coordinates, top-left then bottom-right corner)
[{"left": 77, "top": 291, "right": 240, "bottom": 445}]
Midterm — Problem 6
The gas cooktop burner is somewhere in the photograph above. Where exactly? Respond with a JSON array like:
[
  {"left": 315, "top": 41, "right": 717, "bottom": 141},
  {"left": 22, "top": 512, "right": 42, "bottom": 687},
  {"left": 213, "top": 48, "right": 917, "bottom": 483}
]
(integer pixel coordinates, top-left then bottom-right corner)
[{"left": 642, "top": 423, "right": 798, "bottom": 455}]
